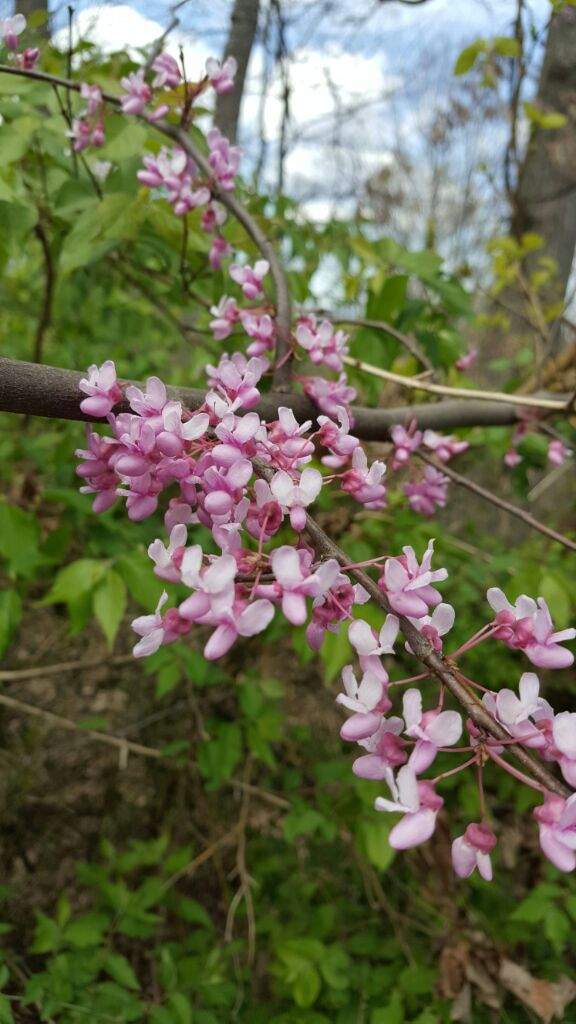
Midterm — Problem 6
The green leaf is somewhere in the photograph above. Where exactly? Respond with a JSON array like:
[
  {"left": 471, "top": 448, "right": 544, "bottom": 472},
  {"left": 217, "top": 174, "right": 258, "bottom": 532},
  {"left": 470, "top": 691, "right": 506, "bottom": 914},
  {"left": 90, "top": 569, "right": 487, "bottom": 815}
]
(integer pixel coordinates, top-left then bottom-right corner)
[
  {"left": 539, "top": 573, "right": 572, "bottom": 625},
  {"left": 0, "top": 502, "right": 40, "bottom": 578},
  {"left": 31, "top": 913, "right": 61, "bottom": 953},
  {"left": 454, "top": 40, "right": 485, "bottom": 75},
  {"left": 0, "top": 589, "right": 22, "bottom": 658},
  {"left": 42, "top": 558, "right": 107, "bottom": 606},
  {"left": 292, "top": 963, "right": 321, "bottom": 1008},
  {"left": 357, "top": 819, "right": 396, "bottom": 872},
  {"left": 0, "top": 994, "right": 13, "bottom": 1024},
  {"left": 197, "top": 723, "right": 242, "bottom": 787},
  {"left": 104, "top": 952, "right": 140, "bottom": 991},
  {"left": 93, "top": 569, "right": 127, "bottom": 648},
  {"left": 116, "top": 549, "right": 164, "bottom": 609},
  {"left": 63, "top": 912, "right": 109, "bottom": 948},
  {"left": 493, "top": 36, "right": 521, "bottom": 58},
  {"left": 167, "top": 993, "right": 193, "bottom": 1024}
]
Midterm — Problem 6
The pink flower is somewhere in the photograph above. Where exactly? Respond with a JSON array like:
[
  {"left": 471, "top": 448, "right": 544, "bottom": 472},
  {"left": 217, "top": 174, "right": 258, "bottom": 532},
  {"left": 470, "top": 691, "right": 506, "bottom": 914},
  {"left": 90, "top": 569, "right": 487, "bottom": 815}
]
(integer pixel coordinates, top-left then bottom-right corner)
[
  {"left": 270, "top": 545, "right": 340, "bottom": 625},
  {"left": 213, "top": 412, "right": 265, "bottom": 467},
  {"left": 206, "top": 352, "right": 268, "bottom": 412},
  {"left": 455, "top": 347, "right": 478, "bottom": 372},
  {"left": 302, "top": 374, "right": 357, "bottom": 419},
  {"left": 452, "top": 822, "right": 496, "bottom": 880},
  {"left": 487, "top": 588, "right": 575, "bottom": 669},
  {"left": 341, "top": 447, "right": 386, "bottom": 509},
  {"left": 422, "top": 430, "right": 468, "bottom": 462},
  {"left": 126, "top": 376, "right": 168, "bottom": 422},
  {"left": 230, "top": 260, "right": 269, "bottom": 300},
  {"left": 148, "top": 524, "right": 188, "bottom": 582},
  {"left": 317, "top": 407, "right": 359, "bottom": 468},
  {"left": 1, "top": 13, "right": 25, "bottom": 51},
  {"left": 152, "top": 52, "right": 181, "bottom": 89},
  {"left": 267, "top": 407, "right": 314, "bottom": 466},
  {"left": 390, "top": 421, "right": 422, "bottom": 470},
  {"left": 306, "top": 577, "right": 368, "bottom": 650},
  {"left": 375, "top": 766, "right": 444, "bottom": 850},
  {"left": 337, "top": 664, "right": 387, "bottom": 741},
  {"left": 534, "top": 793, "right": 576, "bottom": 872},
  {"left": 80, "top": 83, "right": 103, "bottom": 117},
  {"left": 202, "top": 597, "right": 275, "bottom": 659},
  {"left": 207, "top": 128, "right": 240, "bottom": 190},
  {"left": 245, "top": 478, "right": 283, "bottom": 541},
  {"left": 552, "top": 713, "right": 576, "bottom": 787},
  {"left": 206, "top": 55, "right": 237, "bottom": 95},
  {"left": 120, "top": 70, "right": 152, "bottom": 116},
  {"left": 548, "top": 439, "right": 570, "bottom": 466},
  {"left": 379, "top": 539, "right": 447, "bottom": 618},
  {"left": 295, "top": 317, "right": 349, "bottom": 372},
  {"left": 241, "top": 312, "right": 276, "bottom": 357},
  {"left": 132, "top": 592, "right": 190, "bottom": 656},
  {"left": 75, "top": 428, "right": 118, "bottom": 513},
  {"left": 79, "top": 360, "right": 122, "bottom": 417},
  {"left": 70, "top": 118, "right": 105, "bottom": 152},
  {"left": 403, "top": 687, "right": 462, "bottom": 773},
  {"left": 406, "top": 603, "right": 455, "bottom": 653},
  {"left": 404, "top": 465, "right": 449, "bottom": 516},
  {"left": 489, "top": 672, "right": 552, "bottom": 750},
  {"left": 202, "top": 202, "right": 227, "bottom": 233},
  {"left": 348, "top": 615, "right": 399, "bottom": 659},
  {"left": 16, "top": 47, "right": 39, "bottom": 69},
  {"left": 353, "top": 717, "right": 407, "bottom": 782},
  {"left": 210, "top": 296, "right": 240, "bottom": 341},
  {"left": 209, "top": 236, "right": 232, "bottom": 270},
  {"left": 270, "top": 467, "right": 322, "bottom": 530},
  {"left": 504, "top": 449, "right": 522, "bottom": 468}
]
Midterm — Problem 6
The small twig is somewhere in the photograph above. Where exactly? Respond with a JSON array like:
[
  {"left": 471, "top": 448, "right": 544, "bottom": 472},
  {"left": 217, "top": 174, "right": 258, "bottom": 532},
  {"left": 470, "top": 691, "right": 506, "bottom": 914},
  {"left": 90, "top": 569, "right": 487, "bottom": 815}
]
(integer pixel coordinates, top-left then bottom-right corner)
[
  {"left": 32, "top": 221, "right": 54, "bottom": 364},
  {"left": 225, "top": 757, "right": 256, "bottom": 964},
  {"left": 417, "top": 450, "right": 576, "bottom": 553},
  {"left": 342, "top": 354, "right": 568, "bottom": 412},
  {"left": 0, "top": 691, "right": 162, "bottom": 760},
  {"left": 316, "top": 311, "right": 433, "bottom": 372},
  {"left": 0, "top": 653, "right": 134, "bottom": 682},
  {"left": 162, "top": 825, "right": 241, "bottom": 889}
]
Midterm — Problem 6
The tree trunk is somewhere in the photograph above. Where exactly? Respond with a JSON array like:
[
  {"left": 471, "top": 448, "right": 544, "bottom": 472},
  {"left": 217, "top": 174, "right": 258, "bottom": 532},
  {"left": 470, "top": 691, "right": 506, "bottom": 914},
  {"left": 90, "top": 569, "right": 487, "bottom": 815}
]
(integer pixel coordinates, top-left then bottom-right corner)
[
  {"left": 14, "top": 0, "right": 49, "bottom": 36},
  {"left": 214, "top": 0, "right": 260, "bottom": 144},
  {"left": 513, "top": 6, "right": 576, "bottom": 302}
]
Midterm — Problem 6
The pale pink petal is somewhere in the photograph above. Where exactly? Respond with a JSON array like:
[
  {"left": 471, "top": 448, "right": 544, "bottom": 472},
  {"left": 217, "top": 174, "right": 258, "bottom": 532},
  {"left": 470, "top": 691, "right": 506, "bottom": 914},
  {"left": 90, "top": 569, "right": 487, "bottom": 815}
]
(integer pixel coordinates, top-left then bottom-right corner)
[{"left": 389, "top": 808, "right": 437, "bottom": 850}]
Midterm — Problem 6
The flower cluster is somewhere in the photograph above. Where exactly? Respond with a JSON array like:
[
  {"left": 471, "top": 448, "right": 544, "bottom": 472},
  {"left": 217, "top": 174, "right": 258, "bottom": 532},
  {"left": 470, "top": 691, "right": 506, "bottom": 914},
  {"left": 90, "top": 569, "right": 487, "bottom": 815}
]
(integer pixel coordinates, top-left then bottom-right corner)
[{"left": 0, "top": 14, "right": 39, "bottom": 69}]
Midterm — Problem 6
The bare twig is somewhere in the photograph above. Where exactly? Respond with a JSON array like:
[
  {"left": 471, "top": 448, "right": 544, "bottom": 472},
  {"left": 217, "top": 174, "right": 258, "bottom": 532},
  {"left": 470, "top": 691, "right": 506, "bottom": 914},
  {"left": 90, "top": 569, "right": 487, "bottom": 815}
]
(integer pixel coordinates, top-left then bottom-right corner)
[
  {"left": 0, "top": 653, "right": 134, "bottom": 682},
  {"left": 32, "top": 221, "right": 55, "bottom": 364},
  {"left": 417, "top": 450, "right": 576, "bottom": 553},
  {"left": 315, "top": 311, "right": 434, "bottom": 372},
  {"left": 342, "top": 354, "right": 568, "bottom": 411}
]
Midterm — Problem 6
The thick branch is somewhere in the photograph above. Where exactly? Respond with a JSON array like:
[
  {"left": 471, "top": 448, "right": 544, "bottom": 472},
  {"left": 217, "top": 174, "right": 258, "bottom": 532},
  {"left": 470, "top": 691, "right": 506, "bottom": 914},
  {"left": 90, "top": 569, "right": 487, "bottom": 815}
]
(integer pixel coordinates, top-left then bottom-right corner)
[
  {"left": 418, "top": 451, "right": 576, "bottom": 554},
  {"left": 0, "top": 357, "right": 524, "bottom": 438}
]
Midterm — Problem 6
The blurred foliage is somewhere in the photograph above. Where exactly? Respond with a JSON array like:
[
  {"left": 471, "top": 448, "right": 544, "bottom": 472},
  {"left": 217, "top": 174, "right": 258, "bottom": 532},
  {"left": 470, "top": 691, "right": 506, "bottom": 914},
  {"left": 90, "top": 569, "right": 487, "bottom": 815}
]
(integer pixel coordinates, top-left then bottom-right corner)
[{"left": 0, "top": 30, "right": 574, "bottom": 1024}]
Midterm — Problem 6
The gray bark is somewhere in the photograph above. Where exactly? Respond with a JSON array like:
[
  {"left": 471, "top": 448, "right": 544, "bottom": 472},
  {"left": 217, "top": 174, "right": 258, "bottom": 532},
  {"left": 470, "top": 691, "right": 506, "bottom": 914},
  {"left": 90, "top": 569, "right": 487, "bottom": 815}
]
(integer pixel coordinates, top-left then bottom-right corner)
[{"left": 214, "top": 0, "right": 260, "bottom": 144}]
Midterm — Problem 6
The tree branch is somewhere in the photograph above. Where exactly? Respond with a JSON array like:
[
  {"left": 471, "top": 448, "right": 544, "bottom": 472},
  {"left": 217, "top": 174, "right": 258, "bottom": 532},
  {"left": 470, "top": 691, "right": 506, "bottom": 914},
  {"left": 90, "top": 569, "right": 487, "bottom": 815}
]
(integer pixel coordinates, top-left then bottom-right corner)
[
  {"left": 0, "top": 357, "right": 525, "bottom": 438},
  {"left": 417, "top": 450, "right": 576, "bottom": 553}
]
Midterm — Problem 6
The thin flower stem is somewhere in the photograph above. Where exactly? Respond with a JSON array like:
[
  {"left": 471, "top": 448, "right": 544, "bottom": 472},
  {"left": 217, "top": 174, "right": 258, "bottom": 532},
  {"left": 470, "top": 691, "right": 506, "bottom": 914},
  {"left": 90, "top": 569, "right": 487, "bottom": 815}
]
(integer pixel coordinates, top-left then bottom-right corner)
[
  {"left": 389, "top": 672, "right": 430, "bottom": 688},
  {"left": 487, "top": 749, "right": 545, "bottom": 793},
  {"left": 431, "top": 756, "right": 478, "bottom": 784}
]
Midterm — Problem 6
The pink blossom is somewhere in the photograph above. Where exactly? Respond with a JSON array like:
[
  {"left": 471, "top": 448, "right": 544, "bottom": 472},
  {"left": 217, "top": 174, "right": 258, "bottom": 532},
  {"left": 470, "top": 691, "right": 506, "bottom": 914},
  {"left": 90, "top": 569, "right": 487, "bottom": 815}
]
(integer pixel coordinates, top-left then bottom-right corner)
[
  {"left": 487, "top": 588, "right": 575, "bottom": 669},
  {"left": 15, "top": 47, "right": 39, "bottom": 69},
  {"left": 207, "top": 128, "right": 240, "bottom": 190},
  {"left": 337, "top": 664, "right": 387, "bottom": 741},
  {"left": 132, "top": 592, "right": 190, "bottom": 656},
  {"left": 403, "top": 465, "right": 449, "bottom": 516},
  {"left": 353, "top": 717, "right": 407, "bottom": 782},
  {"left": 206, "top": 352, "right": 268, "bottom": 411},
  {"left": 341, "top": 447, "right": 386, "bottom": 509},
  {"left": 548, "top": 439, "right": 570, "bottom": 466},
  {"left": 76, "top": 428, "right": 118, "bottom": 513},
  {"left": 120, "top": 70, "right": 152, "bottom": 116},
  {"left": 206, "top": 55, "right": 237, "bottom": 95},
  {"left": 270, "top": 467, "right": 322, "bottom": 530},
  {"left": 230, "top": 260, "right": 269, "bottom": 300},
  {"left": 1, "top": 13, "right": 25, "bottom": 51},
  {"left": 452, "top": 822, "right": 495, "bottom": 880},
  {"left": 317, "top": 407, "right": 359, "bottom": 468},
  {"left": 534, "top": 793, "right": 576, "bottom": 872},
  {"left": 241, "top": 312, "right": 276, "bottom": 357},
  {"left": 202, "top": 597, "right": 275, "bottom": 659},
  {"left": 306, "top": 577, "right": 369, "bottom": 650},
  {"left": 379, "top": 540, "right": 448, "bottom": 617},
  {"left": 455, "top": 347, "right": 478, "bottom": 372},
  {"left": 164, "top": 499, "right": 194, "bottom": 534},
  {"left": 504, "top": 449, "right": 522, "bottom": 468},
  {"left": 80, "top": 83, "right": 103, "bottom": 117},
  {"left": 209, "top": 236, "right": 232, "bottom": 270},
  {"left": 348, "top": 615, "right": 399, "bottom": 659},
  {"left": 488, "top": 672, "right": 553, "bottom": 750},
  {"left": 267, "top": 407, "right": 314, "bottom": 466},
  {"left": 212, "top": 412, "right": 266, "bottom": 467},
  {"left": 552, "top": 713, "right": 576, "bottom": 787},
  {"left": 210, "top": 296, "right": 240, "bottom": 341},
  {"left": 202, "top": 202, "right": 227, "bottom": 233},
  {"left": 302, "top": 374, "right": 357, "bottom": 419},
  {"left": 148, "top": 524, "right": 188, "bottom": 582},
  {"left": 422, "top": 430, "right": 468, "bottom": 462},
  {"left": 137, "top": 147, "right": 208, "bottom": 216},
  {"left": 295, "top": 317, "right": 349, "bottom": 372},
  {"left": 390, "top": 421, "right": 422, "bottom": 470},
  {"left": 403, "top": 687, "right": 462, "bottom": 773},
  {"left": 152, "top": 52, "right": 181, "bottom": 89},
  {"left": 70, "top": 117, "right": 105, "bottom": 152},
  {"left": 270, "top": 545, "right": 340, "bottom": 625},
  {"left": 79, "top": 360, "right": 122, "bottom": 417},
  {"left": 375, "top": 766, "right": 444, "bottom": 850},
  {"left": 245, "top": 479, "right": 283, "bottom": 541},
  {"left": 406, "top": 603, "right": 455, "bottom": 653},
  {"left": 126, "top": 376, "right": 168, "bottom": 423}
]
